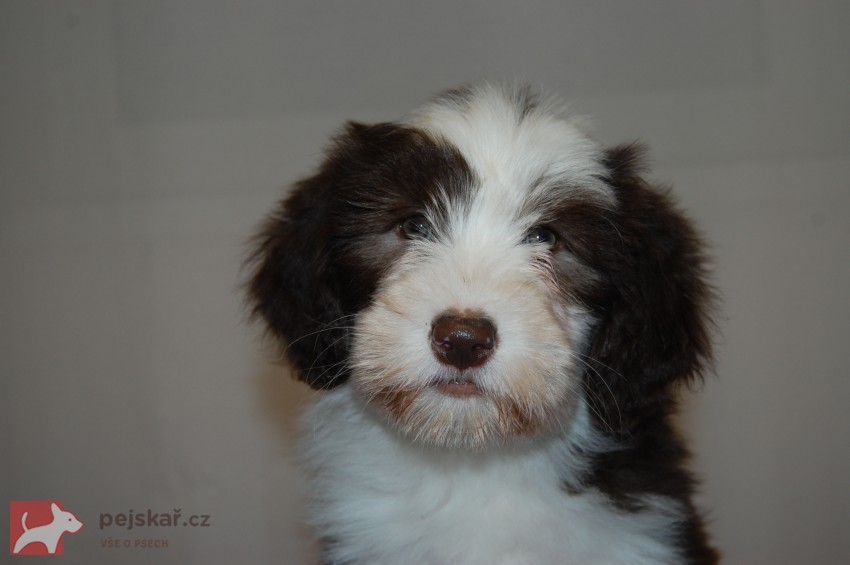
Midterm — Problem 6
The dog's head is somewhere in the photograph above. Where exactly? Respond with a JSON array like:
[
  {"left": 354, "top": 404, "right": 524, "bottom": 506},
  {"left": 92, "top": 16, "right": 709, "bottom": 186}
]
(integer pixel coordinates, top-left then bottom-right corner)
[{"left": 247, "top": 84, "right": 712, "bottom": 450}]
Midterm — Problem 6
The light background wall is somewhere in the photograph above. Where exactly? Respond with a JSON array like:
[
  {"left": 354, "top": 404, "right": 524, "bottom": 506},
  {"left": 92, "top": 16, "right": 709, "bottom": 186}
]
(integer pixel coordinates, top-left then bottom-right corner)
[{"left": 2, "top": 1, "right": 848, "bottom": 563}]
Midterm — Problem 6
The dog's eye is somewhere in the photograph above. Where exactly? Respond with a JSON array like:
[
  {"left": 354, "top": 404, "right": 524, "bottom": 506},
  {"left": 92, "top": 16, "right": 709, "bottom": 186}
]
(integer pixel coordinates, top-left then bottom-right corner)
[
  {"left": 398, "top": 216, "right": 435, "bottom": 241},
  {"left": 523, "top": 226, "right": 559, "bottom": 250}
]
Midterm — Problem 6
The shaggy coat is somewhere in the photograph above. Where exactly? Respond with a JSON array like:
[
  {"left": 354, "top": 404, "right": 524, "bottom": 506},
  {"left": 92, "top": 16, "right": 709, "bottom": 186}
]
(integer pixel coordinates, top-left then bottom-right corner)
[{"left": 247, "top": 83, "right": 718, "bottom": 564}]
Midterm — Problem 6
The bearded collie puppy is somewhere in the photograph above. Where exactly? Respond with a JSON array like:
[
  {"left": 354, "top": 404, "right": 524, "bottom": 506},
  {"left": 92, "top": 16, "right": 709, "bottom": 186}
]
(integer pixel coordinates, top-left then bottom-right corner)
[{"left": 247, "top": 83, "right": 718, "bottom": 564}]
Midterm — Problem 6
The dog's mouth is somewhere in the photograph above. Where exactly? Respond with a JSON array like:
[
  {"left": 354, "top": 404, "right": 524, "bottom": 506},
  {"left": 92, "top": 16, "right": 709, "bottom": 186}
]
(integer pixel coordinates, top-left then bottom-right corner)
[{"left": 432, "top": 375, "right": 483, "bottom": 397}]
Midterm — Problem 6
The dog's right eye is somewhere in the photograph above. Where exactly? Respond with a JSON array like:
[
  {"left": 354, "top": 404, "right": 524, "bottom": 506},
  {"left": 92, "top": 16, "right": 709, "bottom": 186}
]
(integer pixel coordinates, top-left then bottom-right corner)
[{"left": 398, "top": 216, "right": 435, "bottom": 241}]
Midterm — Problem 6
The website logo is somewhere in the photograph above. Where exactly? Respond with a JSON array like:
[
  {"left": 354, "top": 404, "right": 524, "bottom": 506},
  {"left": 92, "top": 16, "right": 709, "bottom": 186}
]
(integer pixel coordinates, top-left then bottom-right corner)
[{"left": 10, "top": 501, "right": 83, "bottom": 556}]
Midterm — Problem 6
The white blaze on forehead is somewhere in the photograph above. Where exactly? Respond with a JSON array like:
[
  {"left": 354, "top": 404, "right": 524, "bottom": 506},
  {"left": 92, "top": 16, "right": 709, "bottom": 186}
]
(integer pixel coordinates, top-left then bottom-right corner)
[{"left": 405, "top": 83, "right": 614, "bottom": 237}]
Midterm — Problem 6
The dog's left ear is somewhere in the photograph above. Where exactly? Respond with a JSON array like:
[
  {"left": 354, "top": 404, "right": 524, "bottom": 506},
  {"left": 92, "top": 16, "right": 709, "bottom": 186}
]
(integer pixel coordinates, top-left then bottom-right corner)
[{"left": 586, "top": 144, "right": 715, "bottom": 432}]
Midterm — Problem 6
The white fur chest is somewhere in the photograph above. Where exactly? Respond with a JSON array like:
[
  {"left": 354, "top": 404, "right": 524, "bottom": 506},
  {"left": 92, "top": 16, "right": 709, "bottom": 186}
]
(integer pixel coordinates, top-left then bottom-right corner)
[{"left": 300, "top": 388, "right": 685, "bottom": 565}]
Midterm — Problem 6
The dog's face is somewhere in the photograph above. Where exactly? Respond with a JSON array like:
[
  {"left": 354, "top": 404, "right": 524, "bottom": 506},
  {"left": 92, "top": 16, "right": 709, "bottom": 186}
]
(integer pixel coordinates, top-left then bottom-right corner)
[{"left": 248, "top": 84, "right": 711, "bottom": 450}]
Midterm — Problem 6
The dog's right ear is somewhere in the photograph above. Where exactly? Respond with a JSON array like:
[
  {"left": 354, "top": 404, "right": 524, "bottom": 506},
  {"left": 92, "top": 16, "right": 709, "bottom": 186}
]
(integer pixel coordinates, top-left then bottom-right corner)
[{"left": 245, "top": 130, "right": 361, "bottom": 390}]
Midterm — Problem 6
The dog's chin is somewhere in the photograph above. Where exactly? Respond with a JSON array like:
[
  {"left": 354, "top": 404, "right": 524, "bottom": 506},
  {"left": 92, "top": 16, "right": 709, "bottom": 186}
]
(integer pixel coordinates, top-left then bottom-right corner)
[{"left": 354, "top": 374, "right": 579, "bottom": 451}]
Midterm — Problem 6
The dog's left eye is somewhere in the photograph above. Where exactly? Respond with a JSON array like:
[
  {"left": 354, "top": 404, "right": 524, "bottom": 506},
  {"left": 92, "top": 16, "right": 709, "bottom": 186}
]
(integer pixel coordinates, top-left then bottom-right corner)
[
  {"left": 523, "top": 226, "right": 559, "bottom": 250},
  {"left": 398, "top": 216, "right": 435, "bottom": 241}
]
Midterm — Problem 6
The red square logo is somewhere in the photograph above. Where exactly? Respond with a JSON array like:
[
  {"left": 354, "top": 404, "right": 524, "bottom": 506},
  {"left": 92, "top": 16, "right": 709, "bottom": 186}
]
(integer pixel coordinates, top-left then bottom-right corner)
[{"left": 10, "top": 501, "right": 83, "bottom": 556}]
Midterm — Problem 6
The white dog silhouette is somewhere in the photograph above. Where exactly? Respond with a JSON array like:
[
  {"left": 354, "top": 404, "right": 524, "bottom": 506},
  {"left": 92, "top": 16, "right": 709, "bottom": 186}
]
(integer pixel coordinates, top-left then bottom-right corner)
[{"left": 12, "top": 502, "right": 83, "bottom": 554}]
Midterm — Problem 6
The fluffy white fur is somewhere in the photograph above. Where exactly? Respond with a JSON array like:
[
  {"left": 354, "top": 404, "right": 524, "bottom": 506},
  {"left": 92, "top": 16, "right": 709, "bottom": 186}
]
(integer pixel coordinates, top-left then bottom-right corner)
[{"left": 303, "top": 387, "right": 686, "bottom": 565}]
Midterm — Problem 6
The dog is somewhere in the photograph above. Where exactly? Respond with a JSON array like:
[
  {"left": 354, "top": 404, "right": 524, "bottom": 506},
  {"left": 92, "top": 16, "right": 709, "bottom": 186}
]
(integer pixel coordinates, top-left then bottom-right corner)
[
  {"left": 13, "top": 502, "right": 83, "bottom": 554},
  {"left": 247, "top": 83, "right": 718, "bottom": 564}
]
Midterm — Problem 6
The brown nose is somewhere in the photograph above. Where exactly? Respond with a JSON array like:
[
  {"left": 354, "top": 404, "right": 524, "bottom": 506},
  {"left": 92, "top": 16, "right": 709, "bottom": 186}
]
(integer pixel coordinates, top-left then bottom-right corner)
[{"left": 430, "top": 313, "right": 496, "bottom": 370}]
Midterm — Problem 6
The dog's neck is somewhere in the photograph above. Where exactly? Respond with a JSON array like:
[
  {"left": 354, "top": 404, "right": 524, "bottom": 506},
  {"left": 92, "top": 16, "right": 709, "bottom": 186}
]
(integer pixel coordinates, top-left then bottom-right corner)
[{"left": 299, "top": 386, "right": 686, "bottom": 565}]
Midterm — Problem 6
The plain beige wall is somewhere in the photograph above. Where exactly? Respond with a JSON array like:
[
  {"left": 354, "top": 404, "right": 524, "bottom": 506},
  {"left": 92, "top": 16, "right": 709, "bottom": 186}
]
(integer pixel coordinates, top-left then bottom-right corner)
[{"left": 2, "top": 1, "right": 848, "bottom": 563}]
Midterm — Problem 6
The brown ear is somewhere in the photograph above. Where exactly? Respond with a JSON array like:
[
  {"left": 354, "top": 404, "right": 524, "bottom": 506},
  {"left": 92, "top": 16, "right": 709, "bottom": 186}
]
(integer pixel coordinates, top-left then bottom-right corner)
[
  {"left": 246, "top": 164, "right": 353, "bottom": 389},
  {"left": 585, "top": 144, "right": 714, "bottom": 433}
]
